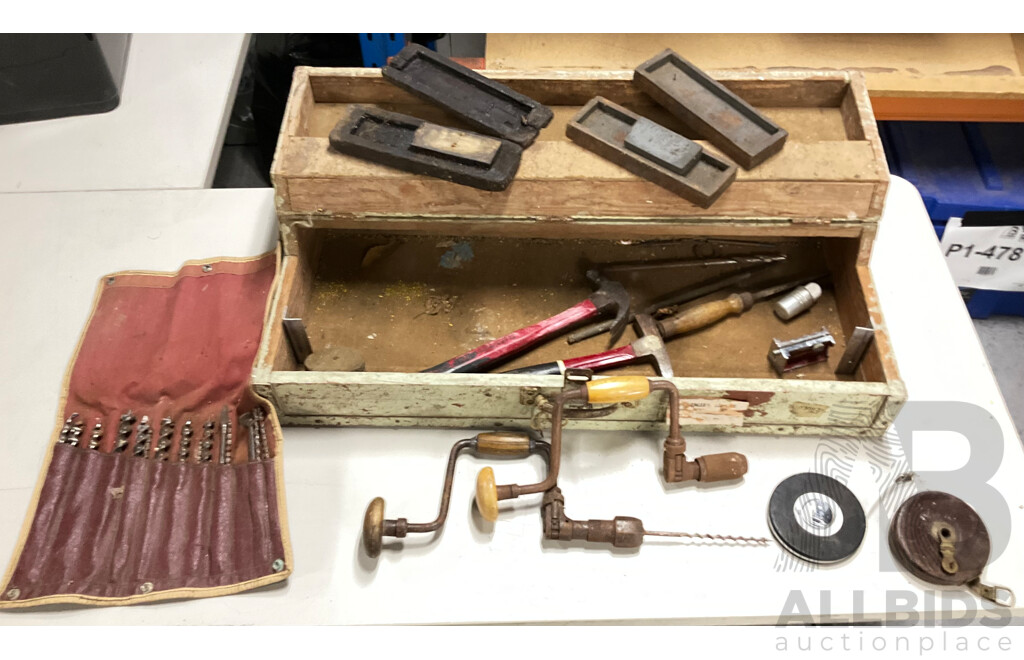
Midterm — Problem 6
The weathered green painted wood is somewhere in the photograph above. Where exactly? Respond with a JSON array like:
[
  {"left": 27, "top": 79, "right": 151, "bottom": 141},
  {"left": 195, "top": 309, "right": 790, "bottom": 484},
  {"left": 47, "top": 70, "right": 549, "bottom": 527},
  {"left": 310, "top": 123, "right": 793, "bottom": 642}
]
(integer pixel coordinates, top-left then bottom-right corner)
[
  {"left": 252, "top": 369, "right": 902, "bottom": 435},
  {"left": 273, "top": 415, "right": 893, "bottom": 438}
]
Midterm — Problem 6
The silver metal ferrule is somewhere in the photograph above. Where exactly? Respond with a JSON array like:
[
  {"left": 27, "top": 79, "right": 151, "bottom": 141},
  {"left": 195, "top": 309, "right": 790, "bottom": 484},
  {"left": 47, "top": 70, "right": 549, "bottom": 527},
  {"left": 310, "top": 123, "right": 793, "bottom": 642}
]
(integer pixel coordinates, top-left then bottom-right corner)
[{"left": 773, "top": 283, "right": 823, "bottom": 321}]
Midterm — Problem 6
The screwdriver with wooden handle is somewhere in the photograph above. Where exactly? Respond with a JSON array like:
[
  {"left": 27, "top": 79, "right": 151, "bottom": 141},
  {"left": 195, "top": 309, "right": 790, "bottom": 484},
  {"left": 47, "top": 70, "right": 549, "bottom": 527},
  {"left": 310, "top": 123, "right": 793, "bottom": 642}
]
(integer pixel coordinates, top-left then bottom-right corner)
[{"left": 656, "top": 280, "right": 810, "bottom": 338}]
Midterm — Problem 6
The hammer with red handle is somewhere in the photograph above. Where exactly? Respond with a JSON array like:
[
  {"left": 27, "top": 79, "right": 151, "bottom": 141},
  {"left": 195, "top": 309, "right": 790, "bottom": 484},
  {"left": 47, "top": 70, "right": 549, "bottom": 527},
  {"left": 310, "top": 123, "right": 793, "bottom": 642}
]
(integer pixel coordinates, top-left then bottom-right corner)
[
  {"left": 503, "top": 278, "right": 815, "bottom": 378},
  {"left": 503, "top": 314, "right": 672, "bottom": 377},
  {"left": 421, "top": 270, "right": 631, "bottom": 374}
]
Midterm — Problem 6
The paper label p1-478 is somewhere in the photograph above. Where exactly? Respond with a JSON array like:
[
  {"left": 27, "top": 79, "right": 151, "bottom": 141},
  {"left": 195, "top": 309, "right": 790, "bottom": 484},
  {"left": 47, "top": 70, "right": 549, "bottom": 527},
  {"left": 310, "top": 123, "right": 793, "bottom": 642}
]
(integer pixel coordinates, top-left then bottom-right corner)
[{"left": 939, "top": 214, "right": 1024, "bottom": 292}]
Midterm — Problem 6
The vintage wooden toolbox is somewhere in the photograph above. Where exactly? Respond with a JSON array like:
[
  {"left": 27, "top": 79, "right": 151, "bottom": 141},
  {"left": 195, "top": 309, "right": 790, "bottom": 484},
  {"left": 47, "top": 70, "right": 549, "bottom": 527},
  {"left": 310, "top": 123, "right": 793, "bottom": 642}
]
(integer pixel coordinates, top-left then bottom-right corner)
[{"left": 254, "top": 65, "right": 904, "bottom": 437}]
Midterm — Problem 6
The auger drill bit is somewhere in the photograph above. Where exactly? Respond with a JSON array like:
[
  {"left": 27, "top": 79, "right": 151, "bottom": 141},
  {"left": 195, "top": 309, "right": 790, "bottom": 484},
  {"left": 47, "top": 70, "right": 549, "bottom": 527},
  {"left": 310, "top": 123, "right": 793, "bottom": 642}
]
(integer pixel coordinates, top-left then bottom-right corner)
[
  {"left": 57, "top": 413, "right": 80, "bottom": 444},
  {"left": 253, "top": 406, "right": 270, "bottom": 460},
  {"left": 219, "top": 406, "right": 232, "bottom": 465},
  {"left": 88, "top": 421, "right": 103, "bottom": 451},
  {"left": 68, "top": 419, "right": 85, "bottom": 447},
  {"left": 154, "top": 417, "right": 174, "bottom": 461},
  {"left": 541, "top": 487, "right": 769, "bottom": 549},
  {"left": 114, "top": 411, "right": 136, "bottom": 453},
  {"left": 132, "top": 415, "right": 152, "bottom": 458},
  {"left": 198, "top": 421, "right": 215, "bottom": 463},
  {"left": 178, "top": 420, "right": 194, "bottom": 462}
]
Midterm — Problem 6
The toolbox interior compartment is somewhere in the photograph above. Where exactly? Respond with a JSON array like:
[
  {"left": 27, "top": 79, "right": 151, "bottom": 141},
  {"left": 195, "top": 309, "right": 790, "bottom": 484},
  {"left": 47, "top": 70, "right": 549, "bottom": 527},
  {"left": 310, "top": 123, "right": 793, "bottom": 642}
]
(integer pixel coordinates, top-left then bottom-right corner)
[{"left": 272, "top": 231, "right": 883, "bottom": 381}]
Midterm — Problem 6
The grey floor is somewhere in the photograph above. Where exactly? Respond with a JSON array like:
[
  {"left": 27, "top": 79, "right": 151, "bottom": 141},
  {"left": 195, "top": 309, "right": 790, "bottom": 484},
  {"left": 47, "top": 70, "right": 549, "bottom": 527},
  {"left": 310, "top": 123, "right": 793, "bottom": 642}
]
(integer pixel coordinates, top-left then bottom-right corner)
[
  {"left": 974, "top": 317, "right": 1024, "bottom": 441},
  {"left": 210, "top": 34, "right": 1024, "bottom": 444}
]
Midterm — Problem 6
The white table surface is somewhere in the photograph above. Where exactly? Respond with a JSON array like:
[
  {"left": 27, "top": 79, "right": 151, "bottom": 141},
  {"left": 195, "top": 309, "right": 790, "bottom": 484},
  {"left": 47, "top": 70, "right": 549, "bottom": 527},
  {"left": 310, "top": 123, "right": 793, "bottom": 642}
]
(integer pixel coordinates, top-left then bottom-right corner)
[
  {"left": 0, "top": 34, "right": 247, "bottom": 194},
  {"left": 1, "top": 180, "right": 1022, "bottom": 625}
]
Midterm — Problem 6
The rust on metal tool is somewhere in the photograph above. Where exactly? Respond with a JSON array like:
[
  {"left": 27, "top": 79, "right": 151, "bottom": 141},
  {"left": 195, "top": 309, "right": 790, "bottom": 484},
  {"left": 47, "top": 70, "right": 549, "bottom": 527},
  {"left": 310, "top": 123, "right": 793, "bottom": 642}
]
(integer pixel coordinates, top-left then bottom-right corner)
[
  {"left": 889, "top": 491, "right": 1015, "bottom": 606},
  {"left": 542, "top": 487, "right": 769, "bottom": 549},
  {"left": 329, "top": 105, "right": 522, "bottom": 191},
  {"left": 634, "top": 49, "right": 788, "bottom": 169},
  {"left": 480, "top": 371, "right": 749, "bottom": 520},
  {"left": 382, "top": 43, "right": 553, "bottom": 147},
  {"left": 478, "top": 373, "right": 756, "bottom": 549},
  {"left": 361, "top": 431, "right": 549, "bottom": 557},
  {"left": 566, "top": 97, "right": 736, "bottom": 208}
]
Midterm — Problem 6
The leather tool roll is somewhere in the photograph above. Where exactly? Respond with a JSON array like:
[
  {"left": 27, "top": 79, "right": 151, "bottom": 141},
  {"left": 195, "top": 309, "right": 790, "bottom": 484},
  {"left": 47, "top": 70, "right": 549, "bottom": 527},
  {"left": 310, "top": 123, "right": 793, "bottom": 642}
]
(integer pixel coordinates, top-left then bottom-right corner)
[{"left": 0, "top": 253, "right": 292, "bottom": 608}]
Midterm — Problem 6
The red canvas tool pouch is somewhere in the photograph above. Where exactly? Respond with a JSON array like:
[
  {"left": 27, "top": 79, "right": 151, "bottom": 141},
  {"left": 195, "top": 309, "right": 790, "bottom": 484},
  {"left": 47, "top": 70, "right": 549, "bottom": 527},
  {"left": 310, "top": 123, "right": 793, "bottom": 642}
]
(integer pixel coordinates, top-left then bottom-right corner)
[{"left": 0, "top": 253, "right": 292, "bottom": 608}]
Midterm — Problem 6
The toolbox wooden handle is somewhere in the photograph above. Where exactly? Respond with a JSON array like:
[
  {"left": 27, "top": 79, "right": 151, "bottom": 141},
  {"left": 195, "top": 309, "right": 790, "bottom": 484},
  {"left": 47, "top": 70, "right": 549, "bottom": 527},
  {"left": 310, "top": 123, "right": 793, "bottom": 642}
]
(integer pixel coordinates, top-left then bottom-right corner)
[
  {"left": 475, "top": 467, "right": 500, "bottom": 522},
  {"left": 657, "top": 292, "right": 753, "bottom": 338},
  {"left": 585, "top": 376, "right": 651, "bottom": 403}
]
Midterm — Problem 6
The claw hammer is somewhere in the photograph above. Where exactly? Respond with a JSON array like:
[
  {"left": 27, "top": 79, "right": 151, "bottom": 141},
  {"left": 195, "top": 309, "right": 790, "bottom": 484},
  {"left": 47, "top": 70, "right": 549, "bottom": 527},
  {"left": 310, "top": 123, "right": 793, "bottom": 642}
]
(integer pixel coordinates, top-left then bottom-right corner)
[{"left": 503, "top": 314, "right": 673, "bottom": 378}]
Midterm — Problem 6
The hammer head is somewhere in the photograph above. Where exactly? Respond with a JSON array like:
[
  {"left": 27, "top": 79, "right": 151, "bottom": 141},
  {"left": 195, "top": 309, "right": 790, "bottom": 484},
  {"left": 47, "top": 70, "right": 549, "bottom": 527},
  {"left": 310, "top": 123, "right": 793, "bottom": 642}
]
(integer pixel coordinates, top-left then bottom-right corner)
[
  {"left": 632, "top": 314, "right": 674, "bottom": 378},
  {"left": 585, "top": 269, "right": 631, "bottom": 349}
]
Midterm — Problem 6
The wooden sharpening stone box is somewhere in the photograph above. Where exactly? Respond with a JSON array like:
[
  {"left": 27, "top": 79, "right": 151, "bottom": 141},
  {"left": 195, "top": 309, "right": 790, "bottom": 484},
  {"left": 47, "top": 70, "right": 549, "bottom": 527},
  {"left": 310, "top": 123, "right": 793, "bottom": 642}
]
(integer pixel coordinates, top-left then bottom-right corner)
[{"left": 256, "top": 66, "right": 904, "bottom": 437}]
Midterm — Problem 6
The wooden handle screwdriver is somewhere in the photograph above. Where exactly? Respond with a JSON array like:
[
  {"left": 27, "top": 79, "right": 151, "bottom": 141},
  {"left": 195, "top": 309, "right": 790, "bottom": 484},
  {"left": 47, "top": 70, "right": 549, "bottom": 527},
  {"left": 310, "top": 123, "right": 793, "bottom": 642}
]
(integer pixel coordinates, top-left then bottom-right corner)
[
  {"left": 657, "top": 292, "right": 755, "bottom": 338},
  {"left": 656, "top": 279, "right": 809, "bottom": 339}
]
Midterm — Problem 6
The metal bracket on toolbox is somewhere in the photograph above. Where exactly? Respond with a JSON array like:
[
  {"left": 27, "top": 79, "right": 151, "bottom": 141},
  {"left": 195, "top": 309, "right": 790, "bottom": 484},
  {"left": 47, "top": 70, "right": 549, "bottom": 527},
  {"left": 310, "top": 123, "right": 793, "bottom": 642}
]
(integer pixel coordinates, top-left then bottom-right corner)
[
  {"left": 328, "top": 105, "right": 523, "bottom": 191},
  {"left": 566, "top": 96, "right": 737, "bottom": 208},
  {"left": 634, "top": 49, "right": 788, "bottom": 169},
  {"left": 382, "top": 43, "right": 554, "bottom": 147},
  {"left": 282, "top": 315, "right": 313, "bottom": 366},
  {"left": 835, "top": 326, "right": 875, "bottom": 375}
]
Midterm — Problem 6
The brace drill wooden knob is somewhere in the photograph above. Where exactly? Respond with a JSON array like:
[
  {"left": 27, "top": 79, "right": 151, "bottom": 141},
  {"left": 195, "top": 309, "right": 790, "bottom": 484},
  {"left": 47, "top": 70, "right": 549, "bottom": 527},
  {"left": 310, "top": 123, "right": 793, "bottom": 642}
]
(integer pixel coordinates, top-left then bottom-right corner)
[{"left": 476, "top": 467, "right": 499, "bottom": 522}]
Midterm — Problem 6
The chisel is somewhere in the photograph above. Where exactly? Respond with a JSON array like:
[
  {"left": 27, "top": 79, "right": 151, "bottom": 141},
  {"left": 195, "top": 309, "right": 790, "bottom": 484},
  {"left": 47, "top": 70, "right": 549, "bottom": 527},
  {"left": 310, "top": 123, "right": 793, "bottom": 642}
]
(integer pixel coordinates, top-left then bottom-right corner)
[{"left": 657, "top": 279, "right": 816, "bottom": 339}]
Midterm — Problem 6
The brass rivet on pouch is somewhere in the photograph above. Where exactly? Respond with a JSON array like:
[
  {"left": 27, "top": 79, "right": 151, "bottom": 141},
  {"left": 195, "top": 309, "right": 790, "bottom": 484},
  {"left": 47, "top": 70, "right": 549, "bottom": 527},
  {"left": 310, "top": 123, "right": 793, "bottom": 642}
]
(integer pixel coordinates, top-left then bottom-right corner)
[
  {"left": 106, "top": 277, "right": 115, "bottom": 285},
  {"left": 139, "top": 582, "right": 154, "bottom": 594},
  {"left": 202, "top": 264, "right": 213, "bottom": 273},
  {"left": 5, "top": 588, "right": 20, "bottom": 600},
  {"left": 271, "top": 559, "right": 285, "bottom": 572}
]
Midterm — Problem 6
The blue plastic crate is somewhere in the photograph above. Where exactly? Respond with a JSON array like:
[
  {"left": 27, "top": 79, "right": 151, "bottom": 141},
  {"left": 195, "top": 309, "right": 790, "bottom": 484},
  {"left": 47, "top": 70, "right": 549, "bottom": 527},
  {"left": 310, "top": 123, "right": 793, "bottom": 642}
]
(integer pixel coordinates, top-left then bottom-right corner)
[
  {"left": 358, "top": 35, "right": 439, "bottom": 68},
  {"left": 880, "top": 121, "right": 1024, "bottom": 227},
  {"left": 358, "top": 34, "right": 407, "bottom": 68},
  {"left": 880, "top": 121, "right": 1024, "bottom": 318},
  {"left": 961, "top": 288, "right": 1024, "bottom": 318}
]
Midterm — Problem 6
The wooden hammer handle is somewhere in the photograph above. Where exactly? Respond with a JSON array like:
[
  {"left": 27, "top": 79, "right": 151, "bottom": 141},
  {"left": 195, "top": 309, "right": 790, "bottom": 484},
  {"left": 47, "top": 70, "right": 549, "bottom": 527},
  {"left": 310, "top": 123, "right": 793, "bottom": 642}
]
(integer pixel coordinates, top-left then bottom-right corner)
[{"left": 657, "top": 293, "right": 754, "bottom": 339}]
